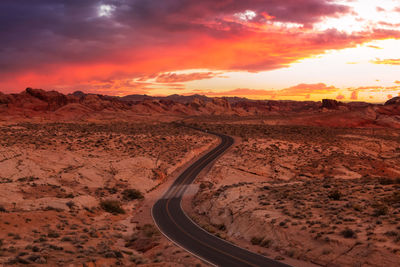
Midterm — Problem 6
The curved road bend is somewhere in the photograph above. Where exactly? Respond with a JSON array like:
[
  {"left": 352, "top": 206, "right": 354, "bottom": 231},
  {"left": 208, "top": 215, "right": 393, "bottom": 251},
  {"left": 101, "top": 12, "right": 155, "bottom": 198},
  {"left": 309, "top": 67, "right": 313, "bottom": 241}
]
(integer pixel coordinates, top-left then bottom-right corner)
[{"left": 152, "top": 129, "right": 291, "bottom": 267}]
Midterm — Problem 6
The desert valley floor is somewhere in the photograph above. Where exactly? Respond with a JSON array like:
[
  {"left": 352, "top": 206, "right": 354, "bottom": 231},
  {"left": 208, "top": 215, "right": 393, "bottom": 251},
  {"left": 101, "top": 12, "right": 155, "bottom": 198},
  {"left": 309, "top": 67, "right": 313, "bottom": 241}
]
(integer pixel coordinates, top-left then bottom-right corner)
[
  {"left": 0, "top": 90, "right": 400, "bottom": 266},
  {"left": 0, "top": 120, "right": 399, "bottom": 266}
]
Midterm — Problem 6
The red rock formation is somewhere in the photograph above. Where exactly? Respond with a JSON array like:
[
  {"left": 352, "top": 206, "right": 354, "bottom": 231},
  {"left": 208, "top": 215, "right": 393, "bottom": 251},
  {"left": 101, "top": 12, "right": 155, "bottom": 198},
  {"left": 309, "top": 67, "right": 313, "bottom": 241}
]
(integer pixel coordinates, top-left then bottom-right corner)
[
  {"left": 321, "top": 99, "right": 341, "bottom": 110},
  {"left": 1, "top": 89, "right": 400, "bottom": 128}
]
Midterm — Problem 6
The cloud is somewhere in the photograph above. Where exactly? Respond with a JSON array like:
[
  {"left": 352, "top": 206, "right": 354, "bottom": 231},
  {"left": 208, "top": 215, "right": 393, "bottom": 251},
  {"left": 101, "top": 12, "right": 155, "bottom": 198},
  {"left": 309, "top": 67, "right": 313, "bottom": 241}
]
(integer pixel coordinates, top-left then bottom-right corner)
[
  {"left": 155, "top": 72, "right": 223, "bottom": 83},
  {"left": 190, "top": 83, "right": 339, "bottom": 98},
  {"left": 371, "top": 58, "right": 400, "bottom": 65},
  {"left": 0, "top": 0, "right": 399, "bottom": 93},
  {"left": 195, "top": 88, "right": 275, "bottom": 96},
  {"left": 395, "top": 80, "right": 400, "bottom": 84},
  {"left": 348, "top": 85, "right": 400, "bottom": 92},
  {"left": 59, "top": 78, "right": 156, "bottom": 96},
  {"left": 367, "top": 45, "right": 382, "bottom": 49},
  {"left": 336, "top": 94, "right": 345, "bottom": 100},
  {"left": 278, "top": 83, "right": 338, "bottom": 96},
  {"left": 350, "top": 90, "right": 358, "bottom": 100}
]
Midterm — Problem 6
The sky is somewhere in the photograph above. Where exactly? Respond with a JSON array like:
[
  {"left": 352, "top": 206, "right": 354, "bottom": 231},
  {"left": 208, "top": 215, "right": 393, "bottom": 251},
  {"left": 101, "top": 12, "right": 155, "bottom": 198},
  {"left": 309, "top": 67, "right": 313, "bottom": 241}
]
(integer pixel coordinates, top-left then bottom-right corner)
[{"left": 1, "top": 0, "right": 400, "bottom": 102}]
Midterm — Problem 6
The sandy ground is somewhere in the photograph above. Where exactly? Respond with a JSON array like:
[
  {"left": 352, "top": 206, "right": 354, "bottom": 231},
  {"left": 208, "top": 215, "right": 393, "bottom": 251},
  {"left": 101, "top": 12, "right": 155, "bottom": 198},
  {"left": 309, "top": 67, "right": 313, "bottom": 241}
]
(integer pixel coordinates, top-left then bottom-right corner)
[
  {"left": 0, "top": 122, "right": 218, "bottom": 266},
  {"left": 188, "top": 122, "right": 400, "bottom": 267},
  {"left": 2, "top": 119, "right": 400, "bottom": 267}
]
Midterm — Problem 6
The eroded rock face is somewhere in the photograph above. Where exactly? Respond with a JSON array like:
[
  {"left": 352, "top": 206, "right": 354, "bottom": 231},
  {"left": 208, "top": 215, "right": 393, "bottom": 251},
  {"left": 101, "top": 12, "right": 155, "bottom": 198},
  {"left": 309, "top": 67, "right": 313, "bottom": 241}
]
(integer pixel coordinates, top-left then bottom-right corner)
[
  {"left": 189, "top": 98, "right": 205, "bottom": 109},
  {"left": 2, "top": 89, "right": 400, "bottom": 129},
  {"left": 212, "top": 98, "right": 231, "bottom": 109},
  {"left": 25, "top": 88, "right": 69, "bottom": 111}
]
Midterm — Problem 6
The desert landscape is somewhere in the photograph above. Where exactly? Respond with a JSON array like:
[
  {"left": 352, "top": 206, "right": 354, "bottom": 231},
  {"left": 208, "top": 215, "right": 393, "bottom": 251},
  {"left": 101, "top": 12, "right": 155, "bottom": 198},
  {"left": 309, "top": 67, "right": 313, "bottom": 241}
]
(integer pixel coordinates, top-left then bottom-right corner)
[
  {"left": 2, "top": 1, "right": 400, "bottom": 266},
  {"left": 0, "top": 119, "right": 217, "bottom": 266},
  {"left": 0, "top": 88, "right": 399, "bottom": 266},
  {"left": 189, "top": 123, "right": 400, "bottom": 266}
]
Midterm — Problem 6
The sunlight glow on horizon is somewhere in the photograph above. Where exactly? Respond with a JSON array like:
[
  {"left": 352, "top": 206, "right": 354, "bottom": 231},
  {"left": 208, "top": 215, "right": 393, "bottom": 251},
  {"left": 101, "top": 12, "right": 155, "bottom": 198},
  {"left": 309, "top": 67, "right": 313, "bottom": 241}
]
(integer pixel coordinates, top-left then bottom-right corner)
[{"left": 1, "top": 0, "right": 400, "bottom": 103}]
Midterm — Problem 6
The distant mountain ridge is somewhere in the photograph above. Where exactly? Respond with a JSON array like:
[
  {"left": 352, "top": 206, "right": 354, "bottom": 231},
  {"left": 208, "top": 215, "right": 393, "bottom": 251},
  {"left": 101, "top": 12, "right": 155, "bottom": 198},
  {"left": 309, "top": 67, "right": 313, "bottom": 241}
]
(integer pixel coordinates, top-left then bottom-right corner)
[{"left": 1, "top": 88, "right": 400, "bottom": 128}]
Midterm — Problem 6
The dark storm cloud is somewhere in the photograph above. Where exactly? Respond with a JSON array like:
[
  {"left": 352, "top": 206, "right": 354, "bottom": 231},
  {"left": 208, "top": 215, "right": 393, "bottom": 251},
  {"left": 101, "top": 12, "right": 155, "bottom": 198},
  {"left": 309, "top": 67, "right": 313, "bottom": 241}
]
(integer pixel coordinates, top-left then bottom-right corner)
[
  {"left": 0, "top": 0, "right": 134, "bottom": 72},
  {"left": 0, "top": 0, "right": 351, "bottom": 73},
  {"left": 118, "top": 0, "right": 349, "bottom": 26}
]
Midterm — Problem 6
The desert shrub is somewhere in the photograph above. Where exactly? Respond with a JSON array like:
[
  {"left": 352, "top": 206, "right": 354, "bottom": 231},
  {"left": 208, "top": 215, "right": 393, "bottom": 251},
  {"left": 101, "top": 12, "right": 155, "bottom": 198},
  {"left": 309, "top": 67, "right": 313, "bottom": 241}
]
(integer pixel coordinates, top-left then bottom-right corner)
[
  {"left": 61, "top": 236, "right": 72, "bottom": 242},
  {"left": 251, "top": 237, "right": 263, "bottom": 245},
  {"left": 260, "top": 239, "right": 272, "bottom": 248},
  {"left": 66, "top": 201, "right": 74, "bottom": 209},
  {"left": 0, "top": 205, "right": 6, "bottom": 212},
  {"left": 100, "top": 200, "right": 125, "bottom": 214},
  {"left": 217, "top": 224, "right": 226, "bottom": 231},
  {"left": 322, "top": 248, "right": 331, "bottom": 255},
  {"left": 384, "top": 192, "right": 400, "bottom": 205},
  {"left": 142, "top": 224, "right": 159, "bottom": 238},
  {"left": 328, "top": 190, "right": 341, "bottom": 200},
  {"left": 372, "top": 204, "right": 388, "bottom": 217},
  {"left": 0, "top": 178, "right": 12, "bottom": 184},
  {"left": 122, "top": 189, "right": 144, "bottom": 200},
  {"left": 379, "top": 177, "right": 400, "bottom": 185},
  {"left": 384, "top": 231, "right": 399, "bottom": 237},
  {"left": 352, "top": 204, "right": 363, "bottom": 212},
  {"left": 47, "top": 230, "right": 60, "bottom": 238},
  {"left": 341, "top": 228, "right": 356, "bottom": 238},
  {"left": 17, "top": 176, "right": 39, "bottom": 182},
  {"left": 44, "top": 206, "right": 63, "bottom": 212}
]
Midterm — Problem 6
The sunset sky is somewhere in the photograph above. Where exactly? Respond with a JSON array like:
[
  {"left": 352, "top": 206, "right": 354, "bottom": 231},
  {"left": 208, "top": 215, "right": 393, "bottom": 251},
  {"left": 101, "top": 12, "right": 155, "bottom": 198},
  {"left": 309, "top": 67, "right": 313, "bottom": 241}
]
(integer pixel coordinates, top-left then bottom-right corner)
[{"left": 1, "top": 0, "right": 400, "bottom": 102}]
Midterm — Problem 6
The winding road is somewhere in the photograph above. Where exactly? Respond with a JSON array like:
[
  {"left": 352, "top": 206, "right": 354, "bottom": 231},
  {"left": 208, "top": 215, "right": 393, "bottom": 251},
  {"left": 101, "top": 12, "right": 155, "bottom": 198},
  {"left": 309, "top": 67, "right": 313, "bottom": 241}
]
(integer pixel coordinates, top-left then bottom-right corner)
[{"left": 152, "top": 128, "right": 291, "bottom": 267}]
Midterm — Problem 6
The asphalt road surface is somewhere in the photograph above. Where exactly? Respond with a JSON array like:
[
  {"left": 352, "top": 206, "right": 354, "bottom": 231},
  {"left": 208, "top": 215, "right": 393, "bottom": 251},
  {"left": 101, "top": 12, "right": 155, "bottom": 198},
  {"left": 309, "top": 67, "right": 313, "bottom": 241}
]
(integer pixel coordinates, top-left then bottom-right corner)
[{"left": 152, "top": 128, "right": 292, "bottom": 267}]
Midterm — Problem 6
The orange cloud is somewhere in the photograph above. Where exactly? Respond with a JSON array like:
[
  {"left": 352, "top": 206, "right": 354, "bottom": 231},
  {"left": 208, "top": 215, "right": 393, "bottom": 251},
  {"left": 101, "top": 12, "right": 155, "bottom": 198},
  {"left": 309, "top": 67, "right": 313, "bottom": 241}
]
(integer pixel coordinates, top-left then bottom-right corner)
[
  {"left": 371, "top": 58, "right": 400, "bottom": 65},
  {"left": 2, "top": 27, "right": 400, "bottom": 94},
  {"left": 348, "top": 85, "right": 400, "bottom": 92},
  {"left": 278, "top": 83, "right": 338, "bottom": 96},
  {"left": 336, "top": 94, "right": 345, "bottom": 100},
  {"left": 155, "top": 72, "right": 223, "bottom": 83},
  {"left": 188, "top": 83, "right": 339, "bottom": 99},
  {"left": 350, "top": 90, "right": 358, "bottom": 100}
]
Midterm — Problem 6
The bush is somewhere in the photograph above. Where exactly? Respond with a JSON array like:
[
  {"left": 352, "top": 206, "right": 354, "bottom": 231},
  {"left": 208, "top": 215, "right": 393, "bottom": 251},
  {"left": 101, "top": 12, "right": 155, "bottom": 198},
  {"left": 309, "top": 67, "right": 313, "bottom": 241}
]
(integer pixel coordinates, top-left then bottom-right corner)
[
  {"left": 47, "top": 230, "right": 60, "bottom": 238},
  {"left": 260, "top": 239, "right": 272, "bottom": 248},
  {"left": 328, "top": 190, "right": 341, "bottom": 200},
  {"left": 373, "top": 204, "right": 388, "bottom": 217},
  {"left": 379, "top": 177, "right": 400, "bottom": 185},
  {"left": 122, "top": 189, "right": 144, "bottom": 201},
  {"left": 384, "top": 192, "right": 400, "bottom": 205},
  {"left": 341, "top": 228, "right": 356, "bottom": 238},
  {"left": 251, "top": 237, "right": 263, "bottom": 245},
  {"left": 100, "top": 200, "right": 125, "bottom": 214},
  {"left": 142, "top": 224, "right": 159, "bottom": 238},
  {"left": 0, "top": 205, "right": 6, "bottom": 212}
]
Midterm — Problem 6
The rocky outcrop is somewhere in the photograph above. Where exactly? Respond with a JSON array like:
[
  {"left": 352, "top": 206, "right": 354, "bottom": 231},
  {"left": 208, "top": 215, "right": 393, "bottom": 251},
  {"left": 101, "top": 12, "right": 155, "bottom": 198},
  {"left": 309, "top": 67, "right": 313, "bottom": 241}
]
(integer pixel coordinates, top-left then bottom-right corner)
[
  {"left": 385, "top": 96, "right": 400, "bottom": 105},
  {"left": 321, "top": 99, "right": 341, "bottom": 110},
  {"left": 25, "top": 88, "right": 69, "bottom": 111}
]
